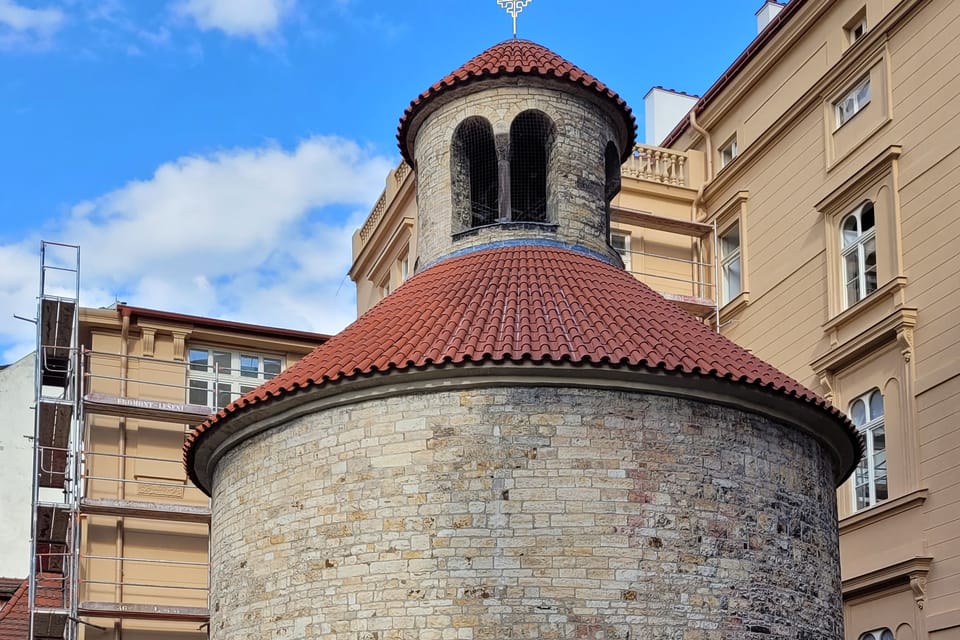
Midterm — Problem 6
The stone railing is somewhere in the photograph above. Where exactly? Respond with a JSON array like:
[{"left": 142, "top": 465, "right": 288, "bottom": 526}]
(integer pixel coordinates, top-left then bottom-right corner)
[
  {"left": 621, "top": 144, "right": 688, "bottom": 186},
  {"left": 359, "top": 163, "right": 412, "bottom": 245},
  {"left": 359, "top": 192, "right": 388, "bottom": 245}
]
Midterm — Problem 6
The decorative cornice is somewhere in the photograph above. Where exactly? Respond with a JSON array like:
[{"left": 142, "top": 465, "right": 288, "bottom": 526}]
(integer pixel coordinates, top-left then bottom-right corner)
[
  {"left": 842, "top": 553, "right": 933, "bottom": 604},
  {"left": 816, "top": 145, "right": 903, "bottom": 214},
  {"left": 838, "top": 487, "right": 928, "bottom": 534}
]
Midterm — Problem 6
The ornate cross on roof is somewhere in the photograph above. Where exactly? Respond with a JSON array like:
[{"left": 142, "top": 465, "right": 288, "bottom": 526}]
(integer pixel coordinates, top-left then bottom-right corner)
[{"left": 497, "top": 0, "right": 533, "bottom": 37}]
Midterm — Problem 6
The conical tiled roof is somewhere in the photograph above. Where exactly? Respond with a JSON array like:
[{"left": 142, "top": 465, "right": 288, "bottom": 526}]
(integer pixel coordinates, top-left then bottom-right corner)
[
  {"left": 397, "top": 39, "right": 637, "bottom": 165},
  {"left": 185, "top": 245, "right": 860, "bottom": 488}
]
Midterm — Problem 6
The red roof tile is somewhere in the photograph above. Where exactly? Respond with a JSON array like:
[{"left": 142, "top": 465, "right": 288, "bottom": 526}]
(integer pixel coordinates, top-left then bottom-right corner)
[
  {"left": 397, "top": 39, "right": 637, "bottom": 165},
  {"left": 185, "top": 245, "right": 859, "bottom": 486},
  {"left": 0, "top": 576, "right": 64, "bottom": 640}
]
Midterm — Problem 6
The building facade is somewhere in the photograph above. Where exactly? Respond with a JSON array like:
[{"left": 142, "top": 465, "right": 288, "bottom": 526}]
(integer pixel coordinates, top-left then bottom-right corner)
[
  {"left": 8, "top": 297, "right": 327, "bottom": 640},
  {"left": 350, "top": 1, "right": 960, "bottom": 639}
]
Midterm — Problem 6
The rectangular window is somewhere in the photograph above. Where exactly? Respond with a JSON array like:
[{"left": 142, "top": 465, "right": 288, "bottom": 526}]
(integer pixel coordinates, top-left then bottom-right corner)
[
  {"left": 835, "top": 77, "right": 871, "bottom": 128},
  {"left": 845, "top": 9, "right": 867, "bottom": 46},
  {"left": 400, "top": 253, "right": 410, "bottom": 283},
  {"left": 847, "top": 17, "right": 867, "bottom": 44},
  {"left": 610, "top": 231, "right": 631, "bottom": 272},
  {"left": 719, "top": 137, "right": 738, "bottom": 168},
  {"left": 187, "top": 348, "right": 285, "bottom": 410},
  {"left": 720, "top": 224, "right": 742, "bottom": 304}
]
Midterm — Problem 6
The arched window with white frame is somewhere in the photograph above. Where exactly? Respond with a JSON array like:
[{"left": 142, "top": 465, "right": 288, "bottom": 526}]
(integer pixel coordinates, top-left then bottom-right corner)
[
  {"left": 841, "top": 201, "right": 877, "bottom": 308},
  {"left": 859, "top": 629, "right": 894, "bottom": 640},
  {"left": 850, "top": 389, "right": 887, "bottom": 510}
]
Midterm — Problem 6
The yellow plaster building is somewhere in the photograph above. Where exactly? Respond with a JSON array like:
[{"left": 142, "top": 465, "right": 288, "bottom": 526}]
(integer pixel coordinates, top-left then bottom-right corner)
[
  {"left": 350, "top": 1, "right": 960, "bottom": 638},
  {"left": 26, "top": 298, "right": 326, "bottom": 640}
]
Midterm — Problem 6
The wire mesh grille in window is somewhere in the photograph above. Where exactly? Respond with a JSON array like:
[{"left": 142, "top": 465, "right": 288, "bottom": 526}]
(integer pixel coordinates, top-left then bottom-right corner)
[
  {"left": 453, "top": 118, "right": 499, "bottom": 228},
  {"left": 510, "top": 112, "right": 552, "bottom": 222}
]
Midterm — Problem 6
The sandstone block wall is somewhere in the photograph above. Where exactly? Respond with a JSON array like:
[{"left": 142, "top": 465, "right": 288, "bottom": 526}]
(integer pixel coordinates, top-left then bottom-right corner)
[
  {"left": 413, "top": 81, "right": 623, "bottom": 269},
  {"left": 209, "top": 387, "right": 841, "bottom": 640}
]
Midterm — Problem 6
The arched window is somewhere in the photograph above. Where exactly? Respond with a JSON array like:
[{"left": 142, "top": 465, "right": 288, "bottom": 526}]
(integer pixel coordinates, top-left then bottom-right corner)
[
  {"left": 850, "top": 389, "right": 887, "bottom": 510},
  {"left": 510, "top": 111, "right": 554, "bottom": 222},
  {"left": 841, "top": 201, "right": 877, "bottom": 308},
  {"left": 451, "top": 117, "right": 498, "bottom": 229},
  {"left": 859, "top": 629, "right": 894, "bottom": 640}
]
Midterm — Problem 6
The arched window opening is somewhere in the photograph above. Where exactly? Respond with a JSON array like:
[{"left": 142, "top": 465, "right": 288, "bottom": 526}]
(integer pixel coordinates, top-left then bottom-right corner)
[
  {"left": 841, "top": 201, "right": 877, "bottom": 308},
  {"left": 859, "top": 629, "right": 894, "bottom": 640},
  {"left": 849, "top": 389, "right": 887, "bottom": 510},
  {"left": 510, "top": 111, "right": 554, "bottom": 222},
  {"left": 604, "top": 141, "right": 621, "bottom": 228},
  {"left": 452, "top": 117, "right": 498, "bottom": 229}
]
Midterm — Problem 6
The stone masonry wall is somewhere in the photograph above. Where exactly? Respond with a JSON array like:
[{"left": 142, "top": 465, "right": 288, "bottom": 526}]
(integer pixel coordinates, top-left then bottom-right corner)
[
  {"left": 209, "top": 386, "right": 842, "bottom": 640},
  {"left": 413, "top": 81, "right": 623, "bottom": 269}
]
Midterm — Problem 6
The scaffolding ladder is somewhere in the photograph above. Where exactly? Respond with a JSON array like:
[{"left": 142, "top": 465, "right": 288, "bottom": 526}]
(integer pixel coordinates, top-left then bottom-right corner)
[{"left": 29, "top": 241, "right": 81, "bottom": 640}]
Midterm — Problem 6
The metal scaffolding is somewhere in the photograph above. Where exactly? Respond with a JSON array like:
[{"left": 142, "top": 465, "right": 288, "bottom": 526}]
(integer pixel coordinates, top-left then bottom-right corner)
[
  {"left": 29, "top": 241, "right": 81, "bottom": 640},
  {"left": 28, "top": 242, "right": 214, "bottom": 639}
]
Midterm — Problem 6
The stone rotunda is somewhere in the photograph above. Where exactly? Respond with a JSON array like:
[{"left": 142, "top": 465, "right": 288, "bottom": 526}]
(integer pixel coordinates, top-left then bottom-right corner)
[{"left": 185, "top": 39, "right": 862, "bottom": 640}]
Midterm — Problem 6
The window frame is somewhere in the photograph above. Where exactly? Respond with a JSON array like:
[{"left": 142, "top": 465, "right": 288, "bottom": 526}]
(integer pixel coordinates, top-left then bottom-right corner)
[
  {"left": 849, "top": 388, "right": 887, "bottom": 511},
  {"left": 840, "top": 200, "right": 878, "bottom": 309},
  {"left": 859, "top": 629, "right": 894, "bottom": 640},
  {"left": 610, "top": 230, "right": 632, "bottom": 272},
  {"left": 847, "top": 17, "right": 867, "bottom": 45},
  {"left": 719, "top": 223, "right": 742, "bottom": 305},
  {"left": 187, "top": 346, "right": 284, "bottom": 411},
  {"left": 835, "top": 76, "right": 871, "bottom": 129},
  {"left": 719, "top": 136, "right": 738, "bottom": 169}
]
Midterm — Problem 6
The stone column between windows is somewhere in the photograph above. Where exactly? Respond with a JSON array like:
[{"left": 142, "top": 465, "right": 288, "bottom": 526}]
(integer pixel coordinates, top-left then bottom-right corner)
[{"left": 496, "top": 133, "right": 511, "bottom": 222}]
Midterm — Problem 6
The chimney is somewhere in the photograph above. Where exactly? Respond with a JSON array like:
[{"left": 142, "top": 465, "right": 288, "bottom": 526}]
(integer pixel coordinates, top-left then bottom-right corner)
[
  {"left": 643, "top": 87, "right": 698, "bottom": 146},
  {"left": 756, "top": 0, "right": 785, "bottom": 33}
]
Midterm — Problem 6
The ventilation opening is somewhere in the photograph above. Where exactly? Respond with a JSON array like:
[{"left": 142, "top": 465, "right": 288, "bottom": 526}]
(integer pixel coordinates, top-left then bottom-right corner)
[
  {"left": 452, "top": 117, "right": 499, "bottom": 229},
  {"left": 510, "top": 111, "right": 554, "bottom": 223}
]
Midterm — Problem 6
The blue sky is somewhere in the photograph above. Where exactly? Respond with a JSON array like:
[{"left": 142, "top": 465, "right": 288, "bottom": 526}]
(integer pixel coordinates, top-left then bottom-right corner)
[{"left": 0, "top": 0, "right": 764, "bottom": 361}]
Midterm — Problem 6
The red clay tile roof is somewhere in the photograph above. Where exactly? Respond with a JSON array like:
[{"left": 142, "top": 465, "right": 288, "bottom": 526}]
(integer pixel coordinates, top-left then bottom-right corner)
[
  {"left": 397, "top": 39, "right": 637, "bottom": 165},
  {"left": 0, "top": 576, "right": 63, "bottom": 640},
  {"left": 185, "top": 245, "right": 859, "bottom": 486}
]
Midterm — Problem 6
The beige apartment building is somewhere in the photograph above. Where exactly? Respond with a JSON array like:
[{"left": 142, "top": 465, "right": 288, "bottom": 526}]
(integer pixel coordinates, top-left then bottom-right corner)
[
  {"left": 21, "top": 263, "right": 326, "bottom": 640},
  {"left": 349, "top": 1, "right": 960, "bottom": 639}
]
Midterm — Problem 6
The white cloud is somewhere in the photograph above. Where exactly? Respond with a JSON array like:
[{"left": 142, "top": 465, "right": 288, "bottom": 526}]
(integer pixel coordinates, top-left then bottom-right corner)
[
  {"left": 0, "top": 136, "right": 395, "bottom": 362},
  {"left": 174, "top": 0, "right": 295, "bottom": 39},
  {"left": 0, "top": 0, "right": 64, "bottom": 50}
]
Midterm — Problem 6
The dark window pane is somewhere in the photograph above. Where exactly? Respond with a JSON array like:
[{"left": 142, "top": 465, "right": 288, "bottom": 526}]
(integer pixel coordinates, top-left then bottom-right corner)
[
  {"left": 263, "top": 358, "right": 282, "bottom": 379},
  {"left": 188, "top": 380, "right": 208, "bottom": 406},
  {"left": 860, "top": 202, "right": 875, "bottom": 231},
  {"left": 869, "top": 390, "right": 883, "bottom": 418},
  {"left": 216, "top": 383, "right": 232, "bottom": 410},
  {"left": 213, "top": 351, "right": 231, "bottom": 375}
]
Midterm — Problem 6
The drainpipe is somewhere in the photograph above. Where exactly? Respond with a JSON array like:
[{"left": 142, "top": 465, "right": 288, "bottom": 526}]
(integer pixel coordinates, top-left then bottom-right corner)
[{"left": 686, "top": 110, "right": 721, "bottom": 332}]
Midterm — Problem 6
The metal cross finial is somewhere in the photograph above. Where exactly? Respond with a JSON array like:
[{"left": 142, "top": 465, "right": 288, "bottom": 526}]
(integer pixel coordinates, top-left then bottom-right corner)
[{"left": 497, "top": 0, "right": 533, "bottom": 37}]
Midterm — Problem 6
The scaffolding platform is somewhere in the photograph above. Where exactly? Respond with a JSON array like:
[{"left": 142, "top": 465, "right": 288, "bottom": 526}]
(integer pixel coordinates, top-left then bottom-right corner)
[
  {"left": 83, "top": 392, "right": 212, "bottom": 424},
  {"left": 36, "top": 400, "right": 73, "bottom": 488},
  {"left": 36, "top": 504, "right": 71, "bottom": 545},
  {"left": 32, "top": 608, "right": 69, "bottom": 639},
  {"left": 78, "top": 602, "right": 209, "bottom": 622},
  {"left": 39, "top": 297, "right": 76, "bottom": 389},
  {"left": 80, "top": 498, "right": 211, "bottom": 523}
]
